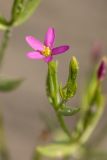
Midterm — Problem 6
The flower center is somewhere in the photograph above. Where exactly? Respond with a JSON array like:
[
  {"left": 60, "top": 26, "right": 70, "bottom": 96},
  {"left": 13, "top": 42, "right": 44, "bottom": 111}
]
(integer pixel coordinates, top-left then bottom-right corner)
[{"left": 42, "top": 46, "right": 51, "bottom": 57}]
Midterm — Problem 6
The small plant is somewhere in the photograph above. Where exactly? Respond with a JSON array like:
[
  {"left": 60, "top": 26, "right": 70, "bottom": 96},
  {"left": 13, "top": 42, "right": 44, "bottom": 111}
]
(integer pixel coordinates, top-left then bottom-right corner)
[
  {"left": 0, "top": 1, "right": 107, "bottom": 160},
  {"left": 26, "top": 27, "right": 107, "bottom": 160}
]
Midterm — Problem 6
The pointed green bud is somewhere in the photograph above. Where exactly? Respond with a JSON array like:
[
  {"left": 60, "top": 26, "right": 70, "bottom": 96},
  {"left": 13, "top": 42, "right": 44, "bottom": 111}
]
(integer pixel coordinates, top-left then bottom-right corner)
[
  {"left": 59, "top": 57, "right": 79, "bottom": 101},
  {"left": 69, "top": 56, "right": 79, "bottom": 81}
]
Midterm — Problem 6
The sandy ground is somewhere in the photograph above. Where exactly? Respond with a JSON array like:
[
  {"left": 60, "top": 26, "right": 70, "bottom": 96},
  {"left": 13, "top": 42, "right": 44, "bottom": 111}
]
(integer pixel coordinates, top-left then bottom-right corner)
[{"left": 0, "top": 0, "right": 107, "bottom": 160}]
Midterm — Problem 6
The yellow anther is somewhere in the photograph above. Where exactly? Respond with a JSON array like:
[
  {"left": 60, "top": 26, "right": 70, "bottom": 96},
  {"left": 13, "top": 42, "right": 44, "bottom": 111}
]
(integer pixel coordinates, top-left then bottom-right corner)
[{"left": 42, "top": 46, "right": 51, "bottom": 57}]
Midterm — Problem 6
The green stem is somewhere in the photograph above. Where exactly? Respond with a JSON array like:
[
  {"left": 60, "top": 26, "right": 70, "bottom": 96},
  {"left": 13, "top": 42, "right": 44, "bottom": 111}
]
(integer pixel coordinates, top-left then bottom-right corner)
[
  {"left": 0, "top": 28, "right": 11, "bottom": 159},
  {"left": 0, "top": 112, "right": 9, "bottom": 160},
  {"left": 80, "top": 104, "right": 104, "bottom": 144},
  {"left": 0, "top": 28, "right": 11, "bottom": 66},
  {"left": 56, "top": 111, "right": 71, "bottom": 139},
  {"left": 47, "top": 61, "right": 71, "bottom": 139}
]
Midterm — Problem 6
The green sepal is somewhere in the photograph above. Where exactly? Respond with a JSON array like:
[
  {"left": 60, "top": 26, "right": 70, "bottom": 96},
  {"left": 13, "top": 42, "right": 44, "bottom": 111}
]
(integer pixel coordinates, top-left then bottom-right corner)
[
  {"left": 46, "top": 61, "right": 60, "bottom": 106},
  {"left": 59, "top": 57, "right": 79, "bottom": 101},
  {"left": 58, "top": 105, "right": 80, "bottom": 116},
  {"left": 11, "top": 0, "right": 40, "bottom": 26},
  {"left": 0, "top": 77, "right": 24, "bottom": 92}
]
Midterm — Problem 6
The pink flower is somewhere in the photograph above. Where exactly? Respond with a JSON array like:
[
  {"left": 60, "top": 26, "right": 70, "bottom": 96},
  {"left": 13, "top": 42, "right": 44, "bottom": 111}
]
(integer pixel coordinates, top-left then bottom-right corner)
[{"left": 25, "top": 27, "right": 70, "bottom": 63}]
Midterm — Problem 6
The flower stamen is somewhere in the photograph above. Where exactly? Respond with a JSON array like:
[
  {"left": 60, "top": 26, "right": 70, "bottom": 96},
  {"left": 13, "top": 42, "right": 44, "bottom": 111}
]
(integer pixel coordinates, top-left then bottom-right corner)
[{"left": 42, "top": 46, "right": 51, "bottom": 57}]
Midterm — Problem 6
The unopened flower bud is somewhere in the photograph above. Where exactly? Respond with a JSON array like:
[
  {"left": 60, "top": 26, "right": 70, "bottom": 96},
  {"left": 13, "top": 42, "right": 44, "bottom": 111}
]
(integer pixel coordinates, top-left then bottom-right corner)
[
  {"left": 69, "top": 56, "right": 79, "bottom": 81},
  {"left": 97, "top": 57, "right": 107, "bottom": 81},
  {"left": 59, "top": 57, "right": 79, "bottom": 101}
]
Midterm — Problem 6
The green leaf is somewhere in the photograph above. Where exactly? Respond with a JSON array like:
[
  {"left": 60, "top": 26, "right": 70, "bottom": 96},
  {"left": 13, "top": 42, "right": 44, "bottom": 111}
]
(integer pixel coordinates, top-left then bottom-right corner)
[
  {"left": 58, "top": 105, "right": 80, "bottom": 116},
  {"left": 0, "top": 77, "right": 23, "bottom": 92},
  {"left": 36, "top": 143, "right": 79, "bottom": 158},
  {"left": 11, "top": 0, "right": 41, "bottom": 26},
  {"left": 59, "top": 57, "right": 79, "bottom": 101},
  {"left": 11, "top": 0, "right": 25, "bottom": 21},
  {"left": 0, "top": 16, "right": 8, "bottom": 30}
]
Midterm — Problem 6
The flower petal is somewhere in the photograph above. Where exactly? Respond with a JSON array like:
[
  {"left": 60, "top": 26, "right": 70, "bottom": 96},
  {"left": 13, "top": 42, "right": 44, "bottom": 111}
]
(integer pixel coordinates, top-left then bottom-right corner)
[
  {"left": 26, "top": 36, "right": 44, "bottom": 51},
  {"left": 44, "top": 56, "right": 53, "bottom": 63},
  {"left": 44, "top": 27, "right": 55, "bottom": 48},
  {"left": 52, "top": 45, "right": 70, "bottom": 55},
  {"left": 27, "top": 51, "right": 44, "bottom": 59}
]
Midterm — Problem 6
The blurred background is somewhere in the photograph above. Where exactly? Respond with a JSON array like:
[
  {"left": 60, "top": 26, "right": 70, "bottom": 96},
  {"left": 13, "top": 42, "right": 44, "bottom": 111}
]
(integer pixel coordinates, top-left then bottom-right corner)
[{"left": 0, "top": 0, "right": 107, "bottom": 160}]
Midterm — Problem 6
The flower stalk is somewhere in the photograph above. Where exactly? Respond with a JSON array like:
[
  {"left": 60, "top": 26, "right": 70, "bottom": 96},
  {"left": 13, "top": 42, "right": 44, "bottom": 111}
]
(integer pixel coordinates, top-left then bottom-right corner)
[
  {"left": 47, "top": 61, "right": 71, "bottom": 139},
  {"left": 55, "top": 111, "right": 71, "bottom": 139}
]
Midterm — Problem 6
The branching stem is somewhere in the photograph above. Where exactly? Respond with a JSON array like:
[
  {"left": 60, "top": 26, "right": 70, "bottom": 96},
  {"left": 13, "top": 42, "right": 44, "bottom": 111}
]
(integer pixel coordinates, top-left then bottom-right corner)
[{"left": 0, "top": 28, "right": 11, "bottom": 67}]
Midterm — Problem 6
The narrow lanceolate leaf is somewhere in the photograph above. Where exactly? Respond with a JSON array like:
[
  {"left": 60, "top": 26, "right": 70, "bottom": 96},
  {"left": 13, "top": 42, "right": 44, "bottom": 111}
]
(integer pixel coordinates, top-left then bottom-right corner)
[
  {"left": 0, "top": 77, "right": 23, "bottom": 92},
  {"left": 0, "top": 16, "right": 8, "bottom": 30},
  {"left": 11, "top": 0, "right": 41, "bottom": 26},
  {"left": 36, "top": 143, "right": 80, "bottom": 158},
  {"left": 58, "top": 106, "right": 80, "bottom": 116},
  {"left": 11, "top": 0, "right": 25, "bottom": 21}
]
